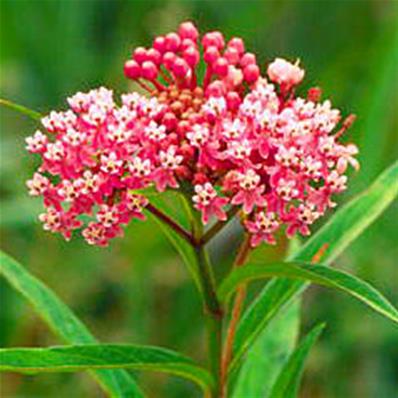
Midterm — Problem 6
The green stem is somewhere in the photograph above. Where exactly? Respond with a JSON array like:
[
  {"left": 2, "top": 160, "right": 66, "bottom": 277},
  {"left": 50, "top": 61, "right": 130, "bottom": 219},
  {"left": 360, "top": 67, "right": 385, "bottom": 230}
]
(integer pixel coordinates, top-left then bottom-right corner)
[
  {"left": 195, "top": 245, "right": 223, "bottom": 390},
  {"left": 186, "top": 198, "right": 223, "bottom": 397}
]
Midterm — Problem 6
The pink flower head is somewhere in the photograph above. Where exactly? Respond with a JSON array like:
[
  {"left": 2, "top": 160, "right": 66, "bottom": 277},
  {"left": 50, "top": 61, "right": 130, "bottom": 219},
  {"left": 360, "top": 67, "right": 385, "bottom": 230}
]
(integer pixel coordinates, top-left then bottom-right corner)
[{"left": 26, "top": 21, "right": 359, "bottom": 246}]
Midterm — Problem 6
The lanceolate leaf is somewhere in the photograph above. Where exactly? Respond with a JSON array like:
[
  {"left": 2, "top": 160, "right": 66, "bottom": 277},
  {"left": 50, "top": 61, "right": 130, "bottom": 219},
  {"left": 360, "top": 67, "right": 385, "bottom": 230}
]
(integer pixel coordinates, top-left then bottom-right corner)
[
  {"left": 0, "top": 98, "right": 42, "bottom": 121},
  {"left": 219, "top": 262, "right": 398, "bottom": 322},
  {"left": 231, "top": 161, "right": 398, "bottom": 371},
  {"left": 0, "top": 344, "right": 213, "bottom": 392},
  {"left": 269, "top": 323, "right": 325, "bottom": 398},
  {"left": 0, "top": 251, "right": 144, "bottom": 398}
]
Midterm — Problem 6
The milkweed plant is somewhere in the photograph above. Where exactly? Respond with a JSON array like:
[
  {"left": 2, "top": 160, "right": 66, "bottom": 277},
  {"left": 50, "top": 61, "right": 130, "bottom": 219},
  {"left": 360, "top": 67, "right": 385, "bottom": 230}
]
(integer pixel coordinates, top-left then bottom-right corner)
[{"left": 1, "top": 21, "right": 397, "bottom": 398}]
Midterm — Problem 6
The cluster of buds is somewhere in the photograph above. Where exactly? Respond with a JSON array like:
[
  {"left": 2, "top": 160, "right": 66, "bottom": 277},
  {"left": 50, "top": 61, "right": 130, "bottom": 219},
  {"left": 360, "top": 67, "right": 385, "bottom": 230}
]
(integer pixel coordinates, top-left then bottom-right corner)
[{"left": 26, "top": 21, "right": 359, "bottom": 247}]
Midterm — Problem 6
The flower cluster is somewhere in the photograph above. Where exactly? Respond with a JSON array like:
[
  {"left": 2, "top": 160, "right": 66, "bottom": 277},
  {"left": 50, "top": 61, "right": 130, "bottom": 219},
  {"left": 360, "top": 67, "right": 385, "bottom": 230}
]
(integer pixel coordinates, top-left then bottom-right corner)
[{"left": 26, "top": 21, "right": 359, "bottom": 247}]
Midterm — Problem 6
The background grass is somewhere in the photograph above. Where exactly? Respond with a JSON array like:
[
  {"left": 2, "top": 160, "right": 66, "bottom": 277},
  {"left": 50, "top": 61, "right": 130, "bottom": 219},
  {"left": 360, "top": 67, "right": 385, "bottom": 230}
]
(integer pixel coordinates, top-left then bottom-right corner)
[{"left": 0, "top": 1, "right": 397, "bottom": 397}]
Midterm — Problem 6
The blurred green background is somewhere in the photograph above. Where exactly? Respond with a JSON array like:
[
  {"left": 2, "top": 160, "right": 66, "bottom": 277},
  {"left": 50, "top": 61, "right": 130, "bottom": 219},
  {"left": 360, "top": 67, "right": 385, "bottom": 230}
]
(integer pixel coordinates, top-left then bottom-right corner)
[{"left": 0, "top": 1, "right": 397, "bottom": 397}]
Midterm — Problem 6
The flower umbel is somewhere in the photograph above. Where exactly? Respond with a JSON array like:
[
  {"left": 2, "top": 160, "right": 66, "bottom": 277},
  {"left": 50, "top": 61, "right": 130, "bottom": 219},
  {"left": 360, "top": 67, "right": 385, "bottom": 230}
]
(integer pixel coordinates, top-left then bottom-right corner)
[{"left": 26, "top": 21, "right": 359, "bottom": 246}]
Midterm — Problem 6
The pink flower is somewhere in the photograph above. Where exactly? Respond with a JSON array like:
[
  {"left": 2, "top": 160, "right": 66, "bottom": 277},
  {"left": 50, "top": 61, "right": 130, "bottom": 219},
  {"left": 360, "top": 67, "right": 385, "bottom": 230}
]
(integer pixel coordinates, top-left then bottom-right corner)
[
  {"left": 118, "top": 192, "right": 148, "bottom": 223},
  {"left": 276, "top": 178, "right": 300, "bottom": 201},
  {"left": 96, "top": 204, "right": 120, "bottom": 228},
  {"left": 284, "top": 203, "right": 322, "bottom": 238},
  {"left": 245, "top": 211, "right": 280, "bottom": 247},
  {"left": 231, "top": 170, "right": 266, "bottom": 214},
  {"left": 26, "top": 173, "right": 49, "bottom": 196},
  {"left": 192, "top": 183, "right": 229, "bottom": 224},
  {"left": 152, "top": 146, "right": 183, "bottom": 191},
  {"left": 26, "top": 130, "right": 48, "bottom": 152},
  {"left": 82, "top": 222, "right": 110, "bottom": 246},
  {"left": 326, "top": 170, "right": 347, "bottom": 193}
]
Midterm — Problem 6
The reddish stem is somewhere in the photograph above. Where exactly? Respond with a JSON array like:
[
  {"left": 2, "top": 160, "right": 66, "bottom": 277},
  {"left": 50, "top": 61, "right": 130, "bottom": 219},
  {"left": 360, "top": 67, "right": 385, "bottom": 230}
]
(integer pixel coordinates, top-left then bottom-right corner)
[
  {"left": 159, "top": 67, "right": 173, "bottom": 84},
  {"left": 136, "top": 79, "right": 153, "bottom": 93},
  {"left": 146, "top": 203, "right": 196, "bottom": 246},
  {"left": 151, "top": 79, "right": 167, "bottom": 91},
  {"left": 220, "top": 235, "right": 252, "bottom": 397}
]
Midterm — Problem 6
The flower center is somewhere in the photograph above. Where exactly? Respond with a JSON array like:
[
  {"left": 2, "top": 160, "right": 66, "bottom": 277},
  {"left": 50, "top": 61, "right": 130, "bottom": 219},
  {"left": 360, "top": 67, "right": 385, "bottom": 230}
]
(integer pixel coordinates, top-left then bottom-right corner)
[{"left": 156, "top": 85, "right": 205, "bottom": 121}]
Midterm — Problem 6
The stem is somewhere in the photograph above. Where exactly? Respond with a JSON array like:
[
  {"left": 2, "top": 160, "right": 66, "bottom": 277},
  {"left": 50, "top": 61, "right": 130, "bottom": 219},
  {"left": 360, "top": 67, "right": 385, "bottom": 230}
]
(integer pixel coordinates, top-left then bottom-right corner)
[
  {"left": 200, "top": 207, "right": 239, "bottom": 246},
  {"left": 136, "top": 79, "right": 153, "bottom": 93},
  {"left": 146, "top": 203, "right": 195, "bottom": 245},
  {"left": 220, "top": 234, "right": 252, "bottom": 398},
  {"left": 154, "top": 190, "right": 241, "bottom": 396},
  {"left": 196, "top": 245, "right": 223, "bottom": 389},
  {"left": 195, "top": 246, "right": 223, "bottom": 319},
  {"left": 190, "top": 207, "right": 223, "bottom": 397}
]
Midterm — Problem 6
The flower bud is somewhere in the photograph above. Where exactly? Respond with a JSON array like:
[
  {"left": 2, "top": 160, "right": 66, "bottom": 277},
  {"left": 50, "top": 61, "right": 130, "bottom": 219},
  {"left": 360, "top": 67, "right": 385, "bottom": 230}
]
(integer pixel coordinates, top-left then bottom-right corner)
[
  {"left": 204, "top": 46, "right": 220, "bottom": 64},
  {"left": 240, "top": 52, "right": 256, "bottom": 67},
  {"left": 224, "top": 47, "right": 240, "bottom": 65},
  {"left": 307, "top": 87, "right": 322, "bottom": 102},
  {"left": 228, "top": 37, "right": 245, "bottom": 54},
  {"left": 183, "top": 46, "right": 200, "bottom": 67},
  {"left": 165, "top": 32, "right": 181, "bottom": 52},
  {"left": 244, "top": 64, "right": 260, "bottom": 83},
  {"left": 213, "top": 57, "right": 228, "bottom": 76},
  {"left": 141, "top": 61, "right": 158, "bottom": 80},
  {"left": 178, "top": 21, "right": 199, "bottom": 41},
  {"left": 133, "top": 47, "right": 147, "bottom": 63},
  {"left": 153, "top": 36, "right": 166, "bottom": 53},
  {"left": 172, "top": 58, "right": 190, "bottom": 78},
  {"left": 146, "top": 48, "right": 161, "bottom": 65},
  {"left": 124, "top": 60, "right": 141, "bottom": 79},
  {"left": 163, "top": 52, "right": 177, "bottom": 69},
  {"left": 181, "top": 38, "right": 196, "bottom": 51},
  {"left": 202, "top": 31, "right": 225, "bottom": 49}
]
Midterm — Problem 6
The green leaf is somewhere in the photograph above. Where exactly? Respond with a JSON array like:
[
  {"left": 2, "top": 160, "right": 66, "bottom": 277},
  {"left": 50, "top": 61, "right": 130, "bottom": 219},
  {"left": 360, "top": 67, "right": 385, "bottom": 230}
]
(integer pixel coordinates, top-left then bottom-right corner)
[
  {"left": 269, "top": 323, "right": 325, "bottom": 398},
  {"left": 0, "top": 98, "right": 42, "bottom": 121},
  {"left": 231, "top": 160, "right": 398, "bottom": 371},
  {"left": 219, "top": 261, "right": 398, "bottom": 323},
  {"left": 0, "top": 344, "right": 213, "bottom": 393},
  {"left": 232, "top": 301, "right": 300, "bottom": 398},
  {"left": 0, "top": 251, "right": 144, "bottom": 398}
]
